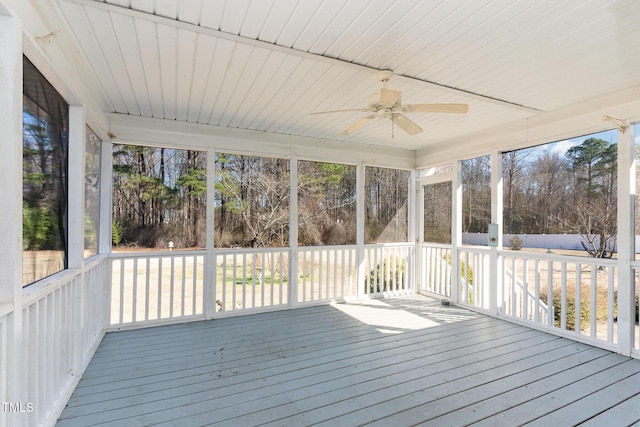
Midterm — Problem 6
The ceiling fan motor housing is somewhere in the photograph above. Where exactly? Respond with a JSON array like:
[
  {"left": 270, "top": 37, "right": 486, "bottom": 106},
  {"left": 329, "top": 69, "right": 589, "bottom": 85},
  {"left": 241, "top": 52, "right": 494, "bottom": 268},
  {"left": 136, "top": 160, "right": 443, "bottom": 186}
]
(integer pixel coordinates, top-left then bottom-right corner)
[{"left": 369, "top": 88, "right": 402, "bottom": 109}]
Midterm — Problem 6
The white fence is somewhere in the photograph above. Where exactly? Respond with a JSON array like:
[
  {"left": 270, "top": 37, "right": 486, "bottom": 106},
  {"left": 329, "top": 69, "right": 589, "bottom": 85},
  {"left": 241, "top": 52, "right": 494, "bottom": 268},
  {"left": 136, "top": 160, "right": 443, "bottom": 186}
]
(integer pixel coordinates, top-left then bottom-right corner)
[
  {"left": 419, "top": 243, "right": 452, "bottom": 298},
  {"left": 458, "top": 247, "right": 492, "bottom": 311},
  {"left": 110, "top": 251, "right": 205, "bottom": 327},
  {"left": 463, "top": 232, "right": 625, "bottom": 252},
  {"left": 500, "top": 253, "right": 614, "bottom": 340},
  {"left": 5, "top": 256, "right": 109, "bottom": 427},
  {"left": 363, "top": 243, "right": 414, "bottom": 296},
  {"left": 0, "top": 307, "right": 11, "bottom": 427},
  {"left": 215, "top": 248, "right": 289, "bottom": 313},
  {"left": 108, "top": 243, "right": 414, "bottom": 327},
  {"left": 419, "top": 243, "right": 623, "bottom": 351},
  {"left": 297, "top": 246, "right": 358, "bottom": 304}
]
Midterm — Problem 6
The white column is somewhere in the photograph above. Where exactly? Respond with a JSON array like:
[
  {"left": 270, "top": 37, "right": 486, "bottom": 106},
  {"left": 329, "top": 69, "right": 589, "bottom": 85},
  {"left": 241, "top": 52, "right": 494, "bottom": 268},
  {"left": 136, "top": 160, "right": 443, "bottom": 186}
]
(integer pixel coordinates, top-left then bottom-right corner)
[
  {"left": 0, "top": 7, "right": 23, "bottom": 426},
  {"left": 407, "top": 169, "right": 416, "bottom": 291},
  {"left": 490, "top": 151, "right": 503, "bottom": 314},
  {"left": 415, "top": 174, "right": 424, "bottom": 294},
  {"left": 203, "top": 150, "right": 216, "bottom": 319},
  {"left": 99, "top": 140, "right": 112, "bottom": 254},
  {"left": 416, "top": 180, "right": 425, "bottom": 245},
  {"left": 617, "top": 124, "right": 635, "bottom": 356},
  {"left": 289, "top": 157, "right": 298, "bottom": 307},
  {"left": 491, "top": 151, "right": 504, "bottom": 248},
  {"left": 68, "top": 106, "right": 86, "bottom": 269},
  {"left": 100, "top": 140, "right": 112, "bottom": 329},
  {"left": 451, "top": 160, "right": 463, "bottom": 304},
  {"left": 68, "top": 106, "right": 86, "bottom": 388},
  {"left": 356, "top": 163, "right": 366, "bottom": 299}
]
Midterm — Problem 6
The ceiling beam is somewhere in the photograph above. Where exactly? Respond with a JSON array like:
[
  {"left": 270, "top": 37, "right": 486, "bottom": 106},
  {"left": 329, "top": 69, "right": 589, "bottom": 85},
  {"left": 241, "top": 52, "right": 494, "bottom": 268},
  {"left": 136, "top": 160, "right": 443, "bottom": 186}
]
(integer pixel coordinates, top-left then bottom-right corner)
[
  {"left": 62, "top": 0, "right": 541, "bottom": 113},
  {"left": 110, "top": 113, "right": 416, "bottom": 169}
]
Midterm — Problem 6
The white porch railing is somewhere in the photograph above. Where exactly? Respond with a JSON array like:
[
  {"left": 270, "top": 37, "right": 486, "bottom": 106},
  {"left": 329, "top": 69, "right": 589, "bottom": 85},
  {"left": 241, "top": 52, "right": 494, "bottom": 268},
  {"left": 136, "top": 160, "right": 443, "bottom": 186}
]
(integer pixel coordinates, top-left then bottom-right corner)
[
  {"left": 108, "top": 244, "right": 414, "bottom": 324},
  {"left": 363, "top": 243, "right": 414, "bottom": 296},
  {"left": 500, "top": 251, "right": 618, "bottom": 347},
  {"left": 109, "top": 251, "right": 205, "bottom": 327},
  {"left": 11, "top": 256, "right": 109, "bottom": 427},
  {"left": 418, "top": 244, "right": 496, "bottom": 309},
  {"left": 458, "top": 246, "right": 492, "bottom": 310},
  {"left": 297, "top": 246, "right": 358, "bottom": 304},
  {"left": 419, "top": 242, "right": 621, "bottom": 350},
  {"left": 418, "top": 243, "right": 452, "bottom": 298},
  {"left": 0, "top": 306, "right": 11, "bottom": 427},
  {"left": 215, "top": 248, "right": 289, "bottom": 313},
  {"left": 502, "top": 261, "right": 551, "bottom": 324},
  {"left": 104, "top": 243, "right": 634, "bottom": 353}
]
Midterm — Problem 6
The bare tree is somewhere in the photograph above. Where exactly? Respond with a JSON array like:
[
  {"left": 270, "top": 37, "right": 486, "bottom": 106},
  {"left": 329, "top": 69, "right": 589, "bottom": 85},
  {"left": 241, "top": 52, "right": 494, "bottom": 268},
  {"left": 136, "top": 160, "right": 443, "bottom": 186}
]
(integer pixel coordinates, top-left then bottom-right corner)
[{"left": 563, "top": 138, "right": 617, "bottom": 257}]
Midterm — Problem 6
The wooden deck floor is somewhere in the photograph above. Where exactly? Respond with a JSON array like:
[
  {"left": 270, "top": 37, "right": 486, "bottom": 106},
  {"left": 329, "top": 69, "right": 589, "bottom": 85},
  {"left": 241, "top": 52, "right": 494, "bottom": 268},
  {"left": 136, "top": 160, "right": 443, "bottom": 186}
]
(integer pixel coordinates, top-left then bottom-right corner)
[{"left": 57, "top": 296, "right": 640, "bottom": 426}]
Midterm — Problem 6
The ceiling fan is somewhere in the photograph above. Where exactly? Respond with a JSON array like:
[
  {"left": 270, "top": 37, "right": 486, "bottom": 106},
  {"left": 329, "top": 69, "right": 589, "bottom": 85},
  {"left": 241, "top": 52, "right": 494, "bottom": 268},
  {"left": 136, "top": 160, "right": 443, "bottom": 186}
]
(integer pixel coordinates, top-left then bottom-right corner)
[{"left": 311, "top": 70, "right": 468, "bottom": 137}]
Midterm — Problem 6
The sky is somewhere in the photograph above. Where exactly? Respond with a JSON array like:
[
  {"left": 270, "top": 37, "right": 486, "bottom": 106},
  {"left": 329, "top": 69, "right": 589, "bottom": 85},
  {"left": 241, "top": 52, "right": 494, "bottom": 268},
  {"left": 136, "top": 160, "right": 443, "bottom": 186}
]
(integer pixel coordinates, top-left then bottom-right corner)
[{"left": 524, "top": 128, "right": 619, "bottom": 160}]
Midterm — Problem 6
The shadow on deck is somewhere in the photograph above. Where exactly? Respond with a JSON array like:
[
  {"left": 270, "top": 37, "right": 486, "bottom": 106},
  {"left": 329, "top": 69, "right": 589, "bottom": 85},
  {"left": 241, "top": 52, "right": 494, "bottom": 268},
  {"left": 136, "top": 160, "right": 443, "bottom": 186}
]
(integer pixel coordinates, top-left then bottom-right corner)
[{"left": 57, "top": 295, "right": 640, "bottom": 426}]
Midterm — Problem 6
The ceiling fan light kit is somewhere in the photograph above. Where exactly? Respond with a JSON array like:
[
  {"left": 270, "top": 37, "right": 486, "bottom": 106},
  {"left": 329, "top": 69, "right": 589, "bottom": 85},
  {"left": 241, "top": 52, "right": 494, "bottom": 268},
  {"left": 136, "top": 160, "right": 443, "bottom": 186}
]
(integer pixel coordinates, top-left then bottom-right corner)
[{"left": 311, "top": 70, "right": 468, "bottom": 137}]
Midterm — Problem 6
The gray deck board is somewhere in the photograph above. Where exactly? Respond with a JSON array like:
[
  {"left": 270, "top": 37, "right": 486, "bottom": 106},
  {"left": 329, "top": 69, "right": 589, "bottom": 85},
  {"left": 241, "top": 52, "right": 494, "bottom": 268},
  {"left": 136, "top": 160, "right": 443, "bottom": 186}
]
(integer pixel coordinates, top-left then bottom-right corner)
[{"left": 56, "top": 296, "right": 640, "bottom": 426}]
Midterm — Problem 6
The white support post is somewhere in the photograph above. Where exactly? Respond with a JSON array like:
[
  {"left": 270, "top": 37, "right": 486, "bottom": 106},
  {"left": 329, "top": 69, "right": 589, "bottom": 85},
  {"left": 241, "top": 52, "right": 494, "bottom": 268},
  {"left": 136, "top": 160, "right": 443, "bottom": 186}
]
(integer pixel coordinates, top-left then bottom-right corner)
[
  {"left": 416, "top": 173, "right": 424, "bottom": 294},
  {"left": 100, "top": 140, "right": 112, "bottom": 329},
  {"left": 99, "top": 140, "right": 112, "bottom": 255},
  {"left": 68, "top": 106, "right": 86, "bottom": 270},
  {"left": 451, "top": 160, "right": 463, "bottom": 304},
  {"left": 68, "top": 106, "right": 86, "bottom": 386},
  {"left": 204, "top": 150, "right": 216, "bottom": 319},
  {"left": 416, "top": 179, "right": 425, "bottom": 245},
  {"left": 491, "top": 151, "right": 504, "bottom": 249},
  {"left": 289, "top": 157, "right": 299, "bottom": 307},
  {"left": 356, "top": 163, "right": 366, "bottom": 299},
  {"left": 407, "top": 169, "right": 416, "bottom": 292},
  {"left": 490, "top": 151, "right": 503, "bottom": 314},
  {"left": 617, "top": 124, "right": 635, "bottom": 356},
  {"left": 0, "top": 7, "right": 23, "bottom": 427}
]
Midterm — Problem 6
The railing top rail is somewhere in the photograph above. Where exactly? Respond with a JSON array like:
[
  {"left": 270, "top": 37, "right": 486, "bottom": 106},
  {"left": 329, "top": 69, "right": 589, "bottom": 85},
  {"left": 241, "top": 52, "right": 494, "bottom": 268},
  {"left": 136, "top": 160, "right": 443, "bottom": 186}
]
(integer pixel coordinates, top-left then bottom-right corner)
[
  {"left": 419, "top": 242, "right": 453, "bottom": 249},
  {"left": 22, "top": 253, "right": 108, "bottom": 306},
  {"left": 23, "top": 270, "right": 81, "bottom": 306},
  {"left": 459, "top": 245, "right": 492, "bottom": 254},
  {"left": 108, "top": 243, "right": 417, "bottom": 259},
  {"left": 214, "top": 247, "right": 291, "bottom": 255},
  {"left": 109, "top": 249, "right": 207, "bottom": 258},
  {"left": 297, "top": 244, "right": 358, "bottom": 251},
  {"left": 364, "top": 242, "right": 414, "bottom": 248},
  {"left": 498, "top": 249, "right": 618, "bottom": 267}
]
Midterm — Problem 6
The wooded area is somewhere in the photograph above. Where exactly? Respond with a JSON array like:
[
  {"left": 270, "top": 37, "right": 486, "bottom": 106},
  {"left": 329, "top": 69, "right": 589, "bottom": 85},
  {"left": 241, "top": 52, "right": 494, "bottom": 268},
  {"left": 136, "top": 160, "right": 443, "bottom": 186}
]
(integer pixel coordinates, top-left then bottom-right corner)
[
  {"left": 112, "top": 145, "right": 207, "bottom": 249},
  {"left": 503, "top": 136, "right": 618, "bottom": 257},
  {"left": 420, "top": 133, "right": 620, "bottom": 258},
  {"left": 112, "top": 147, "right": 410, "bottom": 249},
  {"left": 456, "top": 134, "right": 619, "bottom": 257},
  {"left": 110, "top": 133, "right": 621, "bottom": 256}
]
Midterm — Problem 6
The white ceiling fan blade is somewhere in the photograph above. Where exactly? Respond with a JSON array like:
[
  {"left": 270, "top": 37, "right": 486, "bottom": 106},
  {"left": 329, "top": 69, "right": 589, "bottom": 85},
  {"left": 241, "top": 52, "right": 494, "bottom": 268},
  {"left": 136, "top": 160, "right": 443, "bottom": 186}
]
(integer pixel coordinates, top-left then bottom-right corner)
[
  {"left": 393, "top": 113, "right": 423, "bottom": 136},
  {"left": 403, "top": 103, "right": 469, "bottom": 114},
  {"left": 340, "top": 115, "right": 375, "bottom": 135},
  {"left": 310, "top": 108, "right": 371, "bottom": 115}
]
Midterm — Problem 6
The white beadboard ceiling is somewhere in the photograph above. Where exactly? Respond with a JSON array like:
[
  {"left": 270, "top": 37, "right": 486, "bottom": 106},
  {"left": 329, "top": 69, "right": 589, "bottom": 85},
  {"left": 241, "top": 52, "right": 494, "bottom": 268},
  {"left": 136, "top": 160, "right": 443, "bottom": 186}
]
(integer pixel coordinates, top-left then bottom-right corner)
[{"left": 57, "top": 0, "right": 640, "bottom": 152}]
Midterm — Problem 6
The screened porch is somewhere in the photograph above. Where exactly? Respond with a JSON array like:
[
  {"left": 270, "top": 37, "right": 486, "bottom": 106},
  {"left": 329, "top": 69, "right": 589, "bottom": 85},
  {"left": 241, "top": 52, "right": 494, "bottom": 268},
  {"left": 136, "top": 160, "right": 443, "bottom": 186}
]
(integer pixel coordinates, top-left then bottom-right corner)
[{"left": 3, "top": 1, "right": 640, "bottom": 426}]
